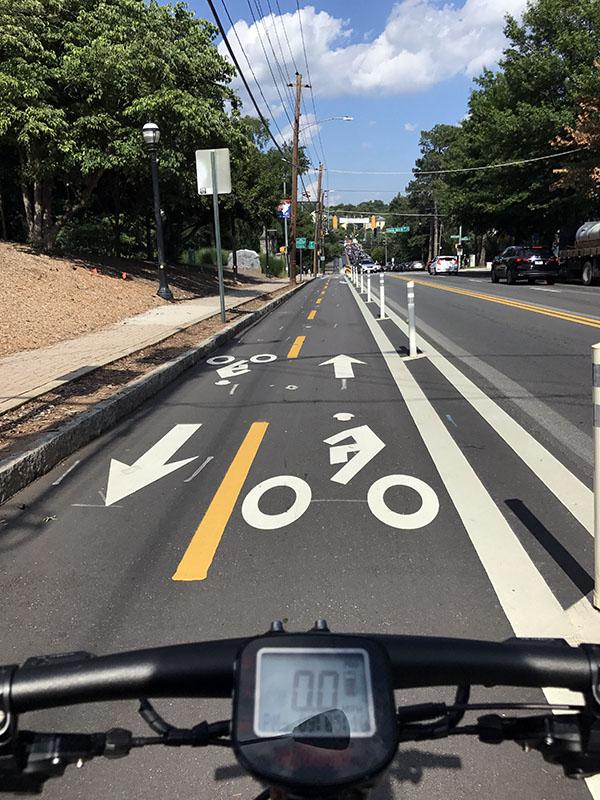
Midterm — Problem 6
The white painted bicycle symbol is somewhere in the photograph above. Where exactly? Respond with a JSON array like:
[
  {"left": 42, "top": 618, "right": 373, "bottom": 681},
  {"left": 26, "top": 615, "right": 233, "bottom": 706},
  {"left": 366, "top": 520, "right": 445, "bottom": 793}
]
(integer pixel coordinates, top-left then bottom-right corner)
[{"left": 240, "top": 422, "right": 440, "bottom": 531}]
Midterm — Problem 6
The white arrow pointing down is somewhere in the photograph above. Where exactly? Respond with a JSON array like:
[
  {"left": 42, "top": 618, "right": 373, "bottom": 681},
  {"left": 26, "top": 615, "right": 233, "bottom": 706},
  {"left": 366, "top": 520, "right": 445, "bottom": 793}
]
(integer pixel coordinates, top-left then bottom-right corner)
[
  {"left": 319, "top": 355, "right": 366, "bottom": 379},
  {"left": 105, "top": 424, "right": 201, "bottom": 506}
]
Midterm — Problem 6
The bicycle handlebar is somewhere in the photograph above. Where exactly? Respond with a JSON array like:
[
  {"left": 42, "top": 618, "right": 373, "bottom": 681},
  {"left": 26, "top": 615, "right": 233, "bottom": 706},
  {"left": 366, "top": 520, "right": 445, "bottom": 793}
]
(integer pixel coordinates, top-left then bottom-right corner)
[{"left": 7, "top": 634, "right": 600, "bottom": 714}]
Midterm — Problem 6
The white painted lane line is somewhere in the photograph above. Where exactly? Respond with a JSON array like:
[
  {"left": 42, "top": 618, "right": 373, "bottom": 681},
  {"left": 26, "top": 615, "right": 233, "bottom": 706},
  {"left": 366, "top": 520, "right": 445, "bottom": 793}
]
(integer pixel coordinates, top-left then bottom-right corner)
[
  {"left": 532, "top": 287, "right": 561, "bottom": 293},
  {"left": 350, "top": 282, "right": 576, "bottom": 638},
  {"left": 380, "top": 299, "right": 593, "bottom": 535},
  {"left": 387, "top": 296, "right": 593, "bottom": 466},
  {"left": 229, "top": 383, "right": 239, "bottom": 395},
  {"left": 184, "top": 456, "right": 214, "bottom": 483},
  {"left": 52, "top": 460, "right": 81, "bottom": 486}
]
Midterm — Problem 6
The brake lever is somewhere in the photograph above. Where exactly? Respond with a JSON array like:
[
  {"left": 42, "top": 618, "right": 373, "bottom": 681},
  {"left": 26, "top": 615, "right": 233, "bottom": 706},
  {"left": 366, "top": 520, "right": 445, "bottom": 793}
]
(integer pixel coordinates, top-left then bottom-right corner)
[{"left": 477, "top": 713, "right": 600, "bottom": 779}]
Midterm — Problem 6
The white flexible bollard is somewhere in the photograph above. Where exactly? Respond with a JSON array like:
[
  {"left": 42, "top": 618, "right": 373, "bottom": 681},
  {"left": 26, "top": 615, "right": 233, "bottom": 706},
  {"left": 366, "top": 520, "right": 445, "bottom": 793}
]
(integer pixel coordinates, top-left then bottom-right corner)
[
  {"left": 379, "top": 273, "right": 386, "bottom": 319},
  {"left": 407, "top": 281, "right": 417, "bottom": 357},
  {"left": 367, "top": 273, "right": 372, "bottom": 302}
]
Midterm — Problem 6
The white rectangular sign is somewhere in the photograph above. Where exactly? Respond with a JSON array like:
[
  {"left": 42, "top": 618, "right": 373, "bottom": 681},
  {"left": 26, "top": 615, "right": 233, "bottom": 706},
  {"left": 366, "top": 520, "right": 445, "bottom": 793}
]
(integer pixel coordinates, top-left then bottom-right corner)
[{"left": 195, "top": 148, "right": 231, "bottom": 195}]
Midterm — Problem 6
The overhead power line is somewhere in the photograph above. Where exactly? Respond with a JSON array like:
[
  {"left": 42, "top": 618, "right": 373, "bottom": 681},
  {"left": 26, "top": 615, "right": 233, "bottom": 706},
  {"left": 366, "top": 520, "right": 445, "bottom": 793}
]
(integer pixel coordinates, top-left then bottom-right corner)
[
  {"left": 295, "top": 0, "right": 328, "bottom": 170},
  {"left": 246, "top": 0, "right": 294, "bottom": 128},
  {"left": 208, "top": 0, "right": 286, "bottom": 154},
  {"left": 325, "top": 148, "right": 588, "bottom": 176}
]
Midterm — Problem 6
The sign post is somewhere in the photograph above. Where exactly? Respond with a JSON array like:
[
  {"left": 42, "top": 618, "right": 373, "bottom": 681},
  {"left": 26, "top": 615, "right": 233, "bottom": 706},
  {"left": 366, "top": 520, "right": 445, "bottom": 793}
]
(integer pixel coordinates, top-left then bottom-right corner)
[
  {"left": 278, "top": 195, "right": 291, "bottom": 277},
  {"left": 196, "top": 148, "right": 231, "bottom": 322},
  {"left": 451, "top": 226, "right": 470, "bottom": 269}
]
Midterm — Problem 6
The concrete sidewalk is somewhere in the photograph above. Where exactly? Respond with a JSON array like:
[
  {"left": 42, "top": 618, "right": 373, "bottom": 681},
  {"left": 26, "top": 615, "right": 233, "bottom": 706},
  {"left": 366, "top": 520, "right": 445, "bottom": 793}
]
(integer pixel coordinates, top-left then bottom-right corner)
[{"left": 0, "top": 277, "right": 290, "bottom": 415}]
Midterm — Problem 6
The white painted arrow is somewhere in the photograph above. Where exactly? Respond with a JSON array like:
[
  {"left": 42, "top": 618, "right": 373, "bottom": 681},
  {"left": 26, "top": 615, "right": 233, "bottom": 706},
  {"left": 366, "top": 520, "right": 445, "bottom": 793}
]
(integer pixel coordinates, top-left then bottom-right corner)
[
  {"left": 105, "top": 424, "right": 201, "bottom": 506},
  {"left": 319, "top": 355, "right": 366, "bottom": 379}
]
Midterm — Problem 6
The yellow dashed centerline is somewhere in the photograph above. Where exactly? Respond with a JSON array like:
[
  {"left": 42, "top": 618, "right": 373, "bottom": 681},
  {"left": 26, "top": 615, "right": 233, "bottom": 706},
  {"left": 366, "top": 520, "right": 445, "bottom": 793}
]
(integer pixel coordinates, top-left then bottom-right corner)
[
  {"left": 172, "top": 422, "right": 269, "bottom": 581},
  {"left": 394, "top": 276, "right": 600, "bottom": 329},
  {"left": 316, "top": 298, "right": 322, "bottom": 304},
  {"left": 287, "top": 335, "right": 306, "bottom": 358},
  {"left": 307, "top": 310, "right": 317, "bottom": 320}
]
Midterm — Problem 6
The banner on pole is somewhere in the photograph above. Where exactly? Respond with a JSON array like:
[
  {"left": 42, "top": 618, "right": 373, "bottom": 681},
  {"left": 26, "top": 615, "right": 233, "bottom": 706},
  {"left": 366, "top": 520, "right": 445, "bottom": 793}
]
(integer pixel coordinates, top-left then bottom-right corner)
[{"left": 277, "top": 200, "right": 291, "bottom": 218}]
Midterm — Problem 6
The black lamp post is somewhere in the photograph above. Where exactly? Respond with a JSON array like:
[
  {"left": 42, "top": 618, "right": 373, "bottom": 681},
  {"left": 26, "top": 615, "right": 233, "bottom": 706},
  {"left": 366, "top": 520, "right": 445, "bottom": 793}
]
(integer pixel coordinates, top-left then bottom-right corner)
[{"left": 141, "top": 122, "right": 174, "bottom": 301}]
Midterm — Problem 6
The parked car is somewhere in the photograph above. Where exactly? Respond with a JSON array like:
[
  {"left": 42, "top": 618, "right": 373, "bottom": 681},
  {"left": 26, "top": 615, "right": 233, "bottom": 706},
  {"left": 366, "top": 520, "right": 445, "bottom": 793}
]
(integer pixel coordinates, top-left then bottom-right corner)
[
  {"left": 411, "top": 260, "right": 425, "bottom": 271},
  {"left": 429, "top": 256, "right": 458, "bottom": 275},
  {"left": 491, "top": 246, "right": 559, "bottom": 285}
]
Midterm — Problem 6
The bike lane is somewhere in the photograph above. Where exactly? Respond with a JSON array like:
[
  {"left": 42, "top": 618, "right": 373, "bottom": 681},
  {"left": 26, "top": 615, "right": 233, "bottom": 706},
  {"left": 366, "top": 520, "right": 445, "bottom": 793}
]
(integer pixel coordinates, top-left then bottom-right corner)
[{"left": 0, "top": 273, "right": 592, "bottom": 800}]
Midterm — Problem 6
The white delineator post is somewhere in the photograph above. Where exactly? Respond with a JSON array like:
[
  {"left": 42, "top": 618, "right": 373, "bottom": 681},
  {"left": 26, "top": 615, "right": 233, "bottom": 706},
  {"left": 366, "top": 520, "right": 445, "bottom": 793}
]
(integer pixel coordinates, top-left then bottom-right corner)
[
  {"left": 379, "top": 273, "right": 386, "bottom": 319},
  {"left": 360, "top": 271, "right": 364, "bottom": 293},
  {"left": 367, "top": 273, "right": 372, "bottom": 302},
  {"left": 407, "top": 281, "right": 417, "bottom": 357},
  {"left": 594, "top": 343, "right": 600, "bottom": 608}
]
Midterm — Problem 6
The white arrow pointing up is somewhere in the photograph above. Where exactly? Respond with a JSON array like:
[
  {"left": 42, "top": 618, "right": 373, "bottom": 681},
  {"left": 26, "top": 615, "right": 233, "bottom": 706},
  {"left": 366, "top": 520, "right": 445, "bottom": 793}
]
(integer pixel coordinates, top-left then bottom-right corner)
[
  {"left": 319, "top": 355, "right": 366, "bottom": 379},
  {"left": 105, "top": 424, "right": 201, "bottom": 506}
]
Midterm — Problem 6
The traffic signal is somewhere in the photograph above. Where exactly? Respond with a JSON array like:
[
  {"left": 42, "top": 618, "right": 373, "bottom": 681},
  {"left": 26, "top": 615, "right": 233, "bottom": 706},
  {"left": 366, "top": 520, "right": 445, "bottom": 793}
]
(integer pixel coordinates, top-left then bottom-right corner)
[
  {"left": 332, "top": 215, "right": 338, "bottom": 229},
  {"left": 371, "top": 216, "right": 376, "bottom": 229}
]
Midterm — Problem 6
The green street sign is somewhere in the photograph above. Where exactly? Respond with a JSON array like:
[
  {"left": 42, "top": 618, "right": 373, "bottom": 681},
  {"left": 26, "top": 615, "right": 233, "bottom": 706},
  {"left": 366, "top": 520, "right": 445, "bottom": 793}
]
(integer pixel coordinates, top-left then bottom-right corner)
[
  {"left": 451, "top": 235, "right": 460, "bottom": 238},
  {"left": 387, "top": 227, "right": 399, "bottom": 233},
  {"left": 461, "top": 237, "right": 470, "bottom": 241},
  {"left": 398, "top": 226, "right": 410, "bottom": 232},
  {"left": 308, "top": 241, "right": 315, "bottom": 249},
  {"left": 296, "top": 237, "right": 306, "bottom": 248}
]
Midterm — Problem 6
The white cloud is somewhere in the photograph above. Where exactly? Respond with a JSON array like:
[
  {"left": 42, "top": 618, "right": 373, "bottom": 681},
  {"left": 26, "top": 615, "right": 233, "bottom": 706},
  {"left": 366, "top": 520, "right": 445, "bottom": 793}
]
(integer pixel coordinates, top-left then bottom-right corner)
[
  {"left": 404, "top": 122, "right": 417, "bottom": 131},
  {"left": 220, "top": 1, "right": 526, "bottom": 108}
]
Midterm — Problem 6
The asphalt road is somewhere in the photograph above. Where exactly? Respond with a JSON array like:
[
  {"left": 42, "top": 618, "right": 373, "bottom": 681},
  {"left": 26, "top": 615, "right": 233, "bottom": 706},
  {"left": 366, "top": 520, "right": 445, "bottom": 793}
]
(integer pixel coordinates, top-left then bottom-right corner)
[{"left": 1, "top": 269, "right": 599, "bottom": 799}]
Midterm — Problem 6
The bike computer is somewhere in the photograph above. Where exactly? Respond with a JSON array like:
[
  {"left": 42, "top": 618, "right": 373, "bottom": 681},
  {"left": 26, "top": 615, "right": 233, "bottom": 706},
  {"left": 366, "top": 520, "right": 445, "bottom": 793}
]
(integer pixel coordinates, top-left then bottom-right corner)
[{"left": 232, "top": 633, "right": 397, "bottom": 795}]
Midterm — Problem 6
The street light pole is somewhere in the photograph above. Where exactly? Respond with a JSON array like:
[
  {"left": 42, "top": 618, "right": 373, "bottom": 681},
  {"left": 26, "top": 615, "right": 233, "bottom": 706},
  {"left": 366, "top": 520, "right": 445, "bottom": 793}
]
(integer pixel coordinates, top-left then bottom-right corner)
[{"left": 141, "top": 122, "right": 174, "bottom": 301}]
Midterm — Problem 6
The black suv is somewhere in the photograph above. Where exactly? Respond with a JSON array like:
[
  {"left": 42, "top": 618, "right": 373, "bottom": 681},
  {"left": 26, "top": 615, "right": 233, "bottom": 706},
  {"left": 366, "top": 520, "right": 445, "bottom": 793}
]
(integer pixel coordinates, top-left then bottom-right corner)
[{"left": 491, "top": 246, "right": 559, "bottom": 285}]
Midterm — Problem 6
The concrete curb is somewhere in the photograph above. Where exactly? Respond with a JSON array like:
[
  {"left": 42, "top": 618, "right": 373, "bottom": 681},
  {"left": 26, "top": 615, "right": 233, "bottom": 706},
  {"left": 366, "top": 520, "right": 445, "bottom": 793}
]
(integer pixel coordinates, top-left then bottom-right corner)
[{"left": 0, "top": 281, "right": 308, "bottom": 505}]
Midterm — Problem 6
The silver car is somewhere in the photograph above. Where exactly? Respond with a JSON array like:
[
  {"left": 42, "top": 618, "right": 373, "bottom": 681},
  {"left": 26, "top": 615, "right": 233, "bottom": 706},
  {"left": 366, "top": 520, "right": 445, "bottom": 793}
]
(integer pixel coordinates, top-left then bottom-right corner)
[{"left": 429, "top": 255, "right": 458, "bottom": 275}]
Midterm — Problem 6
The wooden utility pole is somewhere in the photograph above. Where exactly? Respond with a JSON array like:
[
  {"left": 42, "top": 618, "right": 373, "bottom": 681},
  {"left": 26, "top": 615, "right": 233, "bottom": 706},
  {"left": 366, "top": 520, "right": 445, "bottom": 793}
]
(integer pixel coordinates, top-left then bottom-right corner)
[
  {"left": 313, "top": 162, "right": 323, "bottom": 276},
  {"left": 289, "top": 72, "right": 310, "bottom": 283}
]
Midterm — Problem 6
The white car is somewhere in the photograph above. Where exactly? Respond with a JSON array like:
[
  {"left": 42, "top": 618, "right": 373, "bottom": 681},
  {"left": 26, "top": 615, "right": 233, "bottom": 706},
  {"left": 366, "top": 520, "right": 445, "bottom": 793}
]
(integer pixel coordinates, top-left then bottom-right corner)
[
  {"left": 429, "top": 256, "right": 458, "bottom": 275},
  {"left": 361, "top": 261, "right": 378, "bottom": 273}
]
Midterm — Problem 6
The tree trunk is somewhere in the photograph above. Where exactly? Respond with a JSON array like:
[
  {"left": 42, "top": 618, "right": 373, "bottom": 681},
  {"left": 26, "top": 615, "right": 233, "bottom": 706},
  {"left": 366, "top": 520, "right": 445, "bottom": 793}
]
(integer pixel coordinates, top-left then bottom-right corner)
[
  {"left": 428, "top": 214, "right": 434, "bottom": 262},
  {"left": 478, "top": 234, "right": 487, "bottom": 266},
  {"left": 0, "top": 192, "right": 7, "bottom": 240},
  {"left": 41, "top": 168, "right": 105, "bottom": 252},
  {"left": 18, "top": 149, "right": 33, "bottom": 238},
  {"left": 33, "top": 180, "right": 43, "bottom": 247},
  {"left": 112, "top": 176, "right": 121, "bottom": 257}
]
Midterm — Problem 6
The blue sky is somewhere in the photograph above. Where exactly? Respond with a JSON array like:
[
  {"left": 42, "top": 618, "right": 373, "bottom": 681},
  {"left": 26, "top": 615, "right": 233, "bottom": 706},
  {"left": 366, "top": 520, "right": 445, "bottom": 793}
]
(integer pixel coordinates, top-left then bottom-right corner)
[{"left": 189, "top": 1, "right": 526, "bottom": 206}]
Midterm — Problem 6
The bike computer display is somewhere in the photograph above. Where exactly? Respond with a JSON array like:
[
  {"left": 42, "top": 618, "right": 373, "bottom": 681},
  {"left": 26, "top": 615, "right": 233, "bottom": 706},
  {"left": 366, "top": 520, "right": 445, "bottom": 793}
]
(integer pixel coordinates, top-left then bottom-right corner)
[{"left": 232, "top": 633, "right": 398, "bottom": 795}]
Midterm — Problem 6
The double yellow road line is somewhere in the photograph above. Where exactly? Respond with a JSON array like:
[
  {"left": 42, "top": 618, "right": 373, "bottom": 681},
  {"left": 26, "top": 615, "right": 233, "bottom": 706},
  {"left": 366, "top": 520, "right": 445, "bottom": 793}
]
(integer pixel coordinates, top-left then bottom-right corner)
[{"left": 394, "top": 276, "right": 600, "bottom": 330}]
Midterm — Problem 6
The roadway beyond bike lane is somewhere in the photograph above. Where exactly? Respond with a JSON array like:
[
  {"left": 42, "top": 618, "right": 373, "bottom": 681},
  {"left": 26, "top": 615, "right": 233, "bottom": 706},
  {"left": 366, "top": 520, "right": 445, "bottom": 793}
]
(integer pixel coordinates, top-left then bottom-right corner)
[{"left": 0, "top": 274, "right": 591, "bottom": 800}]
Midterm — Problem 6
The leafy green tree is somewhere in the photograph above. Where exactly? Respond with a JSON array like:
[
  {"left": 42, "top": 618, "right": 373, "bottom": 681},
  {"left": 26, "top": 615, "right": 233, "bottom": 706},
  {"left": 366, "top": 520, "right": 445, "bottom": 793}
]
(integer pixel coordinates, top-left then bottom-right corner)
[
  {"left": 406, "top": 125, "right": 459, "bottom": 260},
  {"left": 0, "top": 0, "right": 238, "bottom": 252},
  {"left": 444, "top": 0, "right": 600, "bottom": 243}
]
